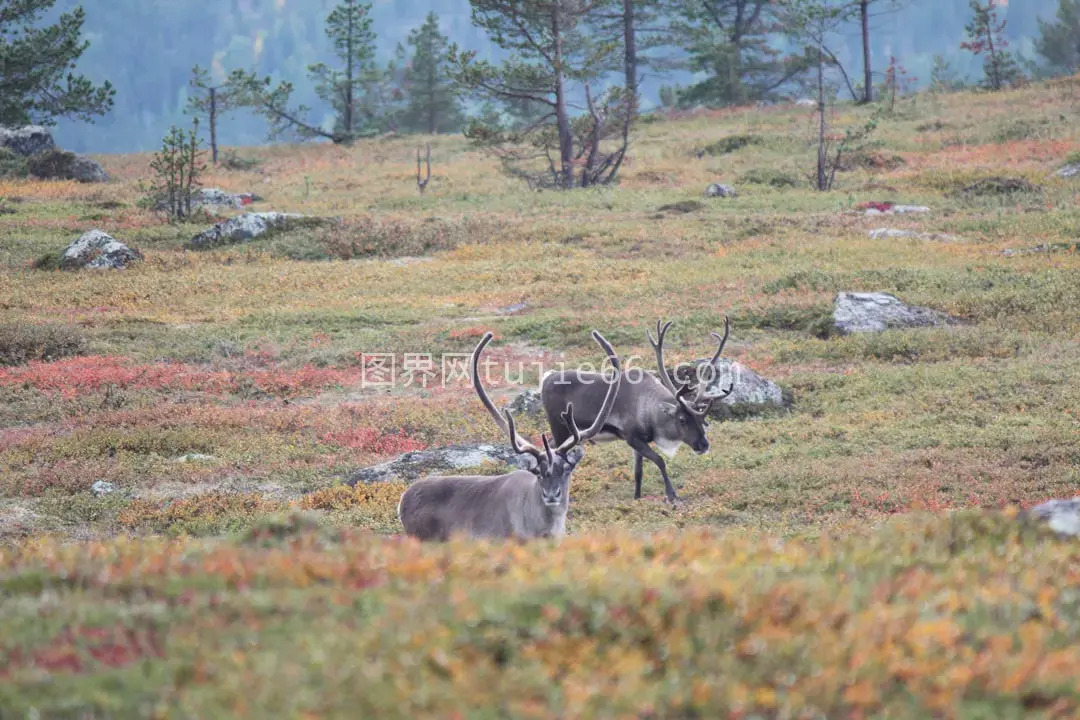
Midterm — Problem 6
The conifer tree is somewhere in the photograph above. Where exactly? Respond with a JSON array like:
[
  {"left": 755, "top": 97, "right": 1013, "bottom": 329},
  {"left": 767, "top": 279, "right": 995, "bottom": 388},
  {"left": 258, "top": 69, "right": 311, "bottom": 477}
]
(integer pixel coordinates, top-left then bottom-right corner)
[{"left": 0, "top": 0, "right": 114, "bottom": 126}]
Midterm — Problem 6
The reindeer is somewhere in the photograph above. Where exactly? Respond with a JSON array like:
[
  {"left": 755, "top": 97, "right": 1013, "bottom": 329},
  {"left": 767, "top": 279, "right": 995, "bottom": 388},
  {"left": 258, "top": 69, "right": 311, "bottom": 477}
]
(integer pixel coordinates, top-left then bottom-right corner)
[
  {"left": 398, "top": 330, "right": 622, "bottom": 542},
  {"left": 540, "top": 318, "right": 732, "bottom": 506}
]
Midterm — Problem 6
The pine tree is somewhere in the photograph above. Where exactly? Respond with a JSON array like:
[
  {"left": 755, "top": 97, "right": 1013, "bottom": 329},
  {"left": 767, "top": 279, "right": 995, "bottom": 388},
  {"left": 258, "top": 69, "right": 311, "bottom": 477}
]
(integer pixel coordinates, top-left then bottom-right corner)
[
  {"left": 1036, "top": 0, "right": 1080, "bottom": 76},
  {"left": 448, "top": 0, "right": 630, "bottom": 189},
  {"left": 227, "top": 0, "right": 380, "bottom": 144},
  {"left": 962, "top": 0, "right": 1022, "bottom": 91},
  {"left": 400, "top": 13, "right": 464, "bottom": 135},
  {"left": 186, "top": 65, "right": 236, "bottom": 164},
  {"left": 0, "top": 0, "right": 114, "bottom": 126},
  {"left": 672, "top": 0, "right": 808, "bottom": 107},
  {"left": 309, "top": 0, "right": 379, "bottom": 139}
]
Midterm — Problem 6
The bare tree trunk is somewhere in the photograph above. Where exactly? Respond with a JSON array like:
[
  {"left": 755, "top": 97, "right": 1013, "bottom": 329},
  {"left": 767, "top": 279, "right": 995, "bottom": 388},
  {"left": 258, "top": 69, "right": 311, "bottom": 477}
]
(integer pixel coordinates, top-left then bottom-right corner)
[
  {"left": 623, "top": 0, "right": 638, "bottom": 116},
  {"left": 731, "top": 1, "right": 746, "bottom": 103},
  {"left": 552, "top": 4, "right": 574, "bottom": 189},
  {"left": 428, "top": 73, "right": 436, "bottom": 134},
  {"left": 817, "top": 38, "right": 827, "bottom": 191},
  {"left": 345, "top": 8, "right": 355, "bottom": 136},
  {"left": 861, "top": 0, "right": 873, "bottom": 103},
  {"left": 986, "top": 16, "right": 1000, "bottom": 90},
  {"left": 209, "top": 87, "right": 218, "bottom": 165}
]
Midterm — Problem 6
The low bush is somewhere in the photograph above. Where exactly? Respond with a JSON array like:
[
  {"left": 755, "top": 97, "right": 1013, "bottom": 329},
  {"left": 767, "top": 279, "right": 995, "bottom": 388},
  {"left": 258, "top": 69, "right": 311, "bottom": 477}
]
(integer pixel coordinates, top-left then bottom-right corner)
[
  {"left": 739, "top": 167, "right": 799, "bottom": 188},
  {"left": 0, "top": 322, "right": 87, "bottom": 366},
  {"left": 697, "top": 134, "right": 760, "bottom": 156},
  {"left": 0, "top": 148, "right": 29, "bottom": 179}
]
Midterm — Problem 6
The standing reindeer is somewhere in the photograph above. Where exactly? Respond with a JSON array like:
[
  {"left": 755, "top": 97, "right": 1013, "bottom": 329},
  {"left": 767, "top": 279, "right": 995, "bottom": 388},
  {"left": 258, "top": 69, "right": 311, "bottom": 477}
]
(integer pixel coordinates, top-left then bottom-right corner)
[
  {"left": 398, "top": 330, "right": 622, "bottom": 542},
  {"left": 540, "top": 318, "right": 733, "bottom": 506}
]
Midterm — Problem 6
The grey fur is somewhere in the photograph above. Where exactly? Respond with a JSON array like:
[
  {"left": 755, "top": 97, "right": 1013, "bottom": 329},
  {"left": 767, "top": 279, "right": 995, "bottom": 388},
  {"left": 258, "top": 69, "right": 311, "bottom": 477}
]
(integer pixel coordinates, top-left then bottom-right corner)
[
  {"left": 398, "top": 447, "right": 583, "bottom": 542},
  {"left": 398, "top": 330, "right": 621, "bottom": 542},
  {"left": 540, "top": 318, "right": 732, "bottom": 505}
]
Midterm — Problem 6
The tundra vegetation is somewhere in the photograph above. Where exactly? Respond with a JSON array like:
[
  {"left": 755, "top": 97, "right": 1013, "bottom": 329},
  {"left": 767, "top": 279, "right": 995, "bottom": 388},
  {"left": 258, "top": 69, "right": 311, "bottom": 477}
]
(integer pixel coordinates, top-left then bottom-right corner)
[{"left": 1, "top": 74, "right": 1080, "bottom": 715}]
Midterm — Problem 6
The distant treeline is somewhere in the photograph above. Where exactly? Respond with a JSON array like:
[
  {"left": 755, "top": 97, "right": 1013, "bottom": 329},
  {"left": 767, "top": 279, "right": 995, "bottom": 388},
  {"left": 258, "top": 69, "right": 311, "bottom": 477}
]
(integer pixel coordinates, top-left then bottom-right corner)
[{"left": 48, "top": 0, "right": 1067, "bottom": 152}]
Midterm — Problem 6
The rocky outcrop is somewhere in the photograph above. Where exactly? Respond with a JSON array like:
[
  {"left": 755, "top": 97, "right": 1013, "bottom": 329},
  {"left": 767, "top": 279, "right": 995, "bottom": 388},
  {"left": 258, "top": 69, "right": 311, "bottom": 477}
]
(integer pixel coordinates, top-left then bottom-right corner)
[
  {"left": 0, "top": 125, "right": 55, "bottom": 156},
  {"left": 60, "top": 230, "right": 142, "bottom": 270},
  {"left": 346, "top": 443, "right": 537, "bottom": 486},
  {"left": 833, "top": 292, "right": 956, "bottom": 334},
  {"left": 188, "top": 212, "right": 310, "bottom": 248}
]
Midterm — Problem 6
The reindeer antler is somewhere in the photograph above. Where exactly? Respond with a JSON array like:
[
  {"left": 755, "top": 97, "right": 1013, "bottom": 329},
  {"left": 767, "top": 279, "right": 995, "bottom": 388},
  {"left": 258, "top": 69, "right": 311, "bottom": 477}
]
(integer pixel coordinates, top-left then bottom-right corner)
[
  {"left": 687, "top": 316, "right": 734, "bottom": 417},
  {"left": 554, "top": 330, "right": 623, "bottom": 454},
  {"left": 472, "top": 333, "right": 547, "bottom": 467},
  {"left": 647, "top": 319, "right": 688, "bottom": 398}
]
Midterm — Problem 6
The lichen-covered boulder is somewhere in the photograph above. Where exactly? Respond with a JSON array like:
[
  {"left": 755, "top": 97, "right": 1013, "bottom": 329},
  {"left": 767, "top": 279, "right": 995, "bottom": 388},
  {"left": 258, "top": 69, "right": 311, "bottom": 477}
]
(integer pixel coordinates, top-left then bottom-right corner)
[
  {"left": 672, "top": 359, "right": 789, "bottom": 420},
  {"left": 0, "top": 125, "right": 55, "bottom": 156},
  {"left": 346, "top": 444, "right": 537, "bottom": 486},
  {"left": 1057, "top": 163, "right": 1080, "bottom": 179},
  {"left": 705, "top": 183, "right": 738, "bottom": 198},
  {"left": 60, "top": 230, "right": 142, "bottom": 270},
  {"left": 157, "top": 188, "right": 261, "bottom": 212},
  {"left": 833, "top": 292, "right": 955, "bottom": 334},
  {"left": 507, "top": 389, "right": 544, "bottom": 417},
  {"left": 1028, "top": 498, "right": 1080, "bottom": 537},
  {"left": 189, "top": 212, "right": 309, "bottom": 248}
]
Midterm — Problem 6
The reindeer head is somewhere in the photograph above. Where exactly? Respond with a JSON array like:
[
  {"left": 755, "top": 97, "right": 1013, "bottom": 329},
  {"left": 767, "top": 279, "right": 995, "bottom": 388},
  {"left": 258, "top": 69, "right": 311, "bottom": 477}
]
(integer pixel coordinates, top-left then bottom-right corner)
[
  {"left": 648, "top": 317, "right": 734, "bottom": 455},
  {"left": 472, "top": 330, "right": 622, "bottom": 507}
]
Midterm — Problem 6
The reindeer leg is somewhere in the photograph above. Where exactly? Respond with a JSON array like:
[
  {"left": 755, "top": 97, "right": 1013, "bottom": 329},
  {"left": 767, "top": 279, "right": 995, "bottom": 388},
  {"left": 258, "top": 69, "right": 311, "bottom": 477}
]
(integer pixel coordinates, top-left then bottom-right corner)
[
  {"left": 629, "top": 439, "right": 678, "bottom": 506},
  {"left": 633, "top": 451, "right": 644, "bottom": 499}
]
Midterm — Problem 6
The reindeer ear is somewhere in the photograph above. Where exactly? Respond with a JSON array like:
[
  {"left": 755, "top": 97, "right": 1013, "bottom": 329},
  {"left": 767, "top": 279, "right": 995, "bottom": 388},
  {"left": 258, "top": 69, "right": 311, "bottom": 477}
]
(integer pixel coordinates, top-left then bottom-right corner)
[
  {"left": 661, "top": 404, "right": 677, "bottom": 418},
  {"left": 565, "top": 446, "right": 585, "bottom": 465}
]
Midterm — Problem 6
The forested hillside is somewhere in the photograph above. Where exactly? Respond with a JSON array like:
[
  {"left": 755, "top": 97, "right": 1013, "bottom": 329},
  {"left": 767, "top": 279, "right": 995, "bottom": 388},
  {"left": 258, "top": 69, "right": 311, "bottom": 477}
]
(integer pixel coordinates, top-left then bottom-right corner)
[{"left": 52, "top": 0, "right": 1063, "bottom": 152}]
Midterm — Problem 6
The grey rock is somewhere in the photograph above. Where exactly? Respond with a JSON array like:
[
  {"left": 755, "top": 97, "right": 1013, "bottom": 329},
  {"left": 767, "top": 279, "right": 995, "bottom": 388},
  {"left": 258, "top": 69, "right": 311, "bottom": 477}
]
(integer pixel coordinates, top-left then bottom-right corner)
[
  {"left": 497, "top": 302, "right": 529, "bottom": 315},
  {"left": 1002, "top": 242, "right": 1080, "bottom": 257},
  {"left": 195, "top": 188, "right": 261, "bottom": 207},
  {"left": 189, "top": 212, "right": 308, "bottom": 248},
  {"left": 69, "top": 154, "right": 109, "bottom": 183},
  {"left": 26, "top": 149, "right": 108, "bottom": 183},
  {"left": 91, "top": 480, "right": 117, "bottom": 497},
  {"left": 705, "top": 183, "right": 738, "bottom": 198},
  {"left": 672, "top": 358, "right": 789, "bottom": 419},
  {"left": 863, "top": 205, "right": 930, "bottom": 216},
  {"left": 346, "top": 443, "right": 537, "bottom": 486},
  {"left": 157, "top": 188, "right": 261, "bottom": 212},
  {"left": 173, "top": 453, "right": 217, "bottom": 463},
  {"left": 1028, "top": 498, "right": 1080, "bottom": 537},
  {"left": 833, "top": 291, "right": 955, "bottom": 335},
  {"left": 507, "top": 389, "right": 544, "bottom": 417},
  {"left": 0, "top": 125, "right": 55, "bottom": 156},
  {"left": 794, "top": 98, "right": 816, "bottom": 107},
  {"left": 60, "top": 230, "right": 143, "bottom": 270},
  {"left": 1056, "top": 163, "right": 1080, "bottom": 179},
  {"left": 868, "top": 228, "right": 956, "bottom": 241}
]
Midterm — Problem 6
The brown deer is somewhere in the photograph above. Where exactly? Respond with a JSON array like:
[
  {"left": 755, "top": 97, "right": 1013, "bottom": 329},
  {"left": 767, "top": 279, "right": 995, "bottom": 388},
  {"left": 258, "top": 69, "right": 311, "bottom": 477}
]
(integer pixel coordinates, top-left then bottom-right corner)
[
  {"left": 540, "top": 318, "right": 732, "bottom": 506},
  {"left": 398, "top": 330, "right": 622, "bottom": 542}
]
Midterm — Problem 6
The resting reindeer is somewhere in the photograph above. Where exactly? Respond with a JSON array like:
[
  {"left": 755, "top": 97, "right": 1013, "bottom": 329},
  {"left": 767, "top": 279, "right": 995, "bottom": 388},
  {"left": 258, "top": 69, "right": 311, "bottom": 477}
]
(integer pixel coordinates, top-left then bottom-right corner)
[
  {"left": 540, "top": 318, "right": 733, "bottom": 506},
  {"left": 398, "top": 330, "right": 622, "bottom": 542}
]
